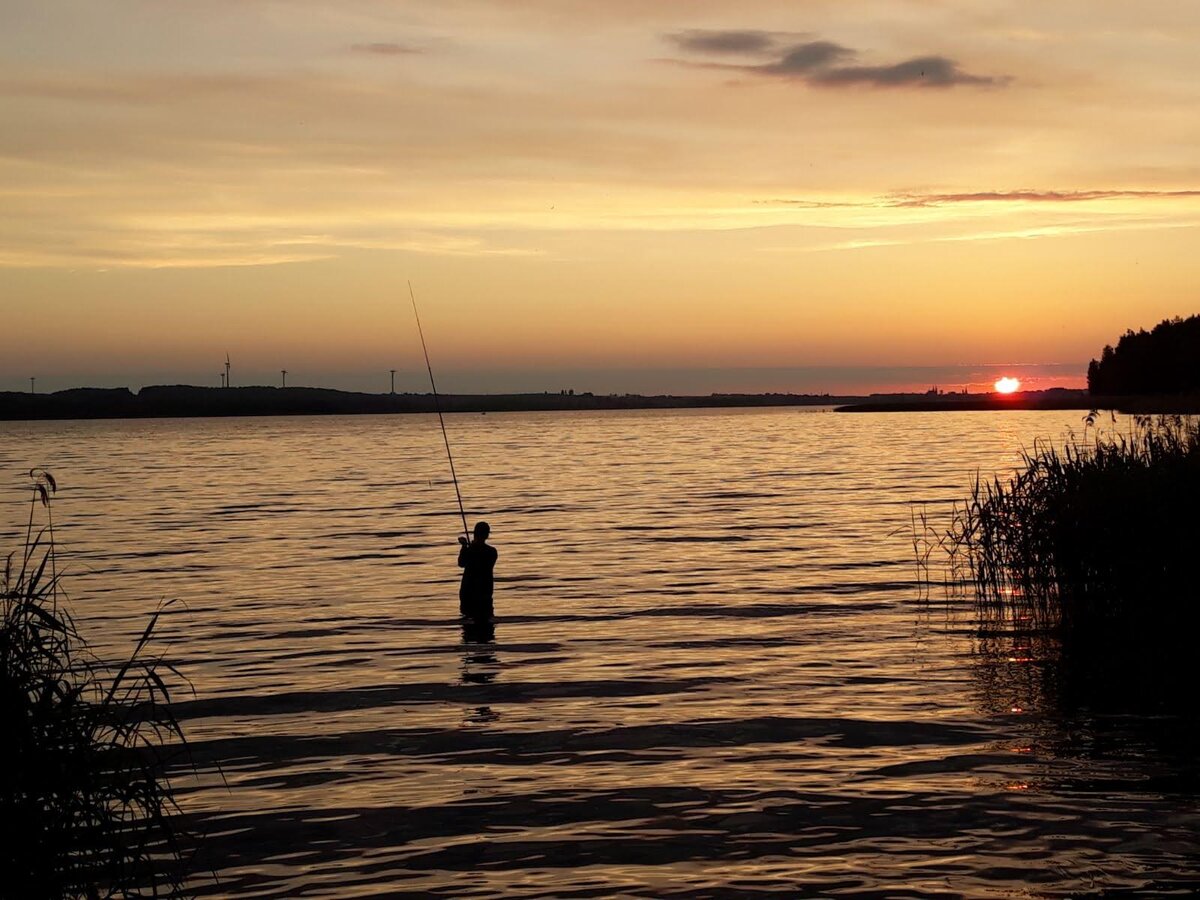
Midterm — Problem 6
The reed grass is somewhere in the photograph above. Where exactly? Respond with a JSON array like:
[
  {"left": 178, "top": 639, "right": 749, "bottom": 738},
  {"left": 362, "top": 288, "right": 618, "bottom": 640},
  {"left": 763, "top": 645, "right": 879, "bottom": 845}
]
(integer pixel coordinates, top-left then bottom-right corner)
[
  {"left": 1, "top": 470, "right": 194, "bottom": 899},
  {"left": 945, "top": 416, "right": 1200, "bottom": 655}
]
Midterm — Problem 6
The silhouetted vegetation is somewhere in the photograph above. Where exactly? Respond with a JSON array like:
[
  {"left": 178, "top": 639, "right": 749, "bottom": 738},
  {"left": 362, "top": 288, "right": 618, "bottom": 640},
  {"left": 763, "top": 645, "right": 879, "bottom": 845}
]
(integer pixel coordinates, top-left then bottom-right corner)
[
  {"left": 0, "top": 385, "right": 857, "bottom": 421},
  {"left": 943, "top": 416, "right": 1200, "bottom": 678},
  {"left": 1088, "top": 314, "right": 1200, "bottom": 395},
  {"left": 839, "top": 388, "right": 1089, "bottom": 413},
  {"left": 1, "top": 470, "right": 194, "bottom": 898}
]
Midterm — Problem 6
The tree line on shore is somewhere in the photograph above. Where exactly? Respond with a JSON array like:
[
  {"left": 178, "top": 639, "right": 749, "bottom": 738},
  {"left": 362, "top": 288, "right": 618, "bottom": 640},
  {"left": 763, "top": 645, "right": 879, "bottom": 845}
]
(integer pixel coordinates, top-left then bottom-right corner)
[{"left": 1088, "top": 314, "right": 1200, "bottom": 395}]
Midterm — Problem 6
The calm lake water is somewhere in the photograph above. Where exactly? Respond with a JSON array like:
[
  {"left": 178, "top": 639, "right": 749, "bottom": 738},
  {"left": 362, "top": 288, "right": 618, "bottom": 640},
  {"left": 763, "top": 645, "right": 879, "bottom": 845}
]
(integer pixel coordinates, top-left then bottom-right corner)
[{"left": 2, "top": 408, "right": 1197, "bottom": 897}]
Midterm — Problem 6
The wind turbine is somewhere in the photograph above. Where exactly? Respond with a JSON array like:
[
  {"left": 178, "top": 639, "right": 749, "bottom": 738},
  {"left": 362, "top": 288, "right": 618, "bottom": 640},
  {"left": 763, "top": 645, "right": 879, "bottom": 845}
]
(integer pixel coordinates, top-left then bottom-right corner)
[
  {"left": 224, "top": 353, "right": 231, "bottom": 388},
  {"left": 390, "top": 369, "right": 396, "bottom": 394},
  {"left": 281, "top": 369, "right": 287, "bottom": 388}
]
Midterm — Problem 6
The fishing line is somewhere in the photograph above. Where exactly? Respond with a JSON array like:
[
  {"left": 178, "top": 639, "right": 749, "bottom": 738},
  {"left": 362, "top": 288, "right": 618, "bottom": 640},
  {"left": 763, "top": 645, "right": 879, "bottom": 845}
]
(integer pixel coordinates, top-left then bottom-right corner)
[{"left": 409, "top": 281, "right": 470, "bottom": 541}]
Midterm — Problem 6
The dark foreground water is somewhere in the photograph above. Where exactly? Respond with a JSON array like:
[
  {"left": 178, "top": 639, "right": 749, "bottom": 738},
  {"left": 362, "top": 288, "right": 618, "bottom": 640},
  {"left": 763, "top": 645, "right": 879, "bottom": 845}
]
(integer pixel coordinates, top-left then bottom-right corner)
[{"left": 2, "top": 408, "right": 1197, "bottom": 897}]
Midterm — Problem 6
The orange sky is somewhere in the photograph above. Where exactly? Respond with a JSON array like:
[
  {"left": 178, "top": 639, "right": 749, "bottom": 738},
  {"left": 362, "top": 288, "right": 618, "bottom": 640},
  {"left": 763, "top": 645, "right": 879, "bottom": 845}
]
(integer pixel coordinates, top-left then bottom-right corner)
[{"left": 3, "top": 1, "right": 1199, "bottom": 393}]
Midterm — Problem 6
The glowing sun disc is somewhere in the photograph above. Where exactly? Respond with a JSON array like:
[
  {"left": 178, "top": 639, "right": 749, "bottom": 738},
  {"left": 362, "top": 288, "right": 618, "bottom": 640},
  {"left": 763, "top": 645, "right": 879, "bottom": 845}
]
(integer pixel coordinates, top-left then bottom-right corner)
[{"left": 994, "top": 377, "right": 1021, "bottom": 394}]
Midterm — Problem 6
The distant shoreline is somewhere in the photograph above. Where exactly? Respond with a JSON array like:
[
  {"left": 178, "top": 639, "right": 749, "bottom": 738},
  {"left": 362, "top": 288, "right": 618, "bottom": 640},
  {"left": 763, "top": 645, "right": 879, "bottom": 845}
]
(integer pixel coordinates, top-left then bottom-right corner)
[
  {"left": 0, "top": 385, "right": 857, "bottom": 422},
  {"left": 835, "top": 392, "right": 1200, "bottom": 414},
  {"left": 1, "top": 385, "right": 1193, "bottom": 421}
]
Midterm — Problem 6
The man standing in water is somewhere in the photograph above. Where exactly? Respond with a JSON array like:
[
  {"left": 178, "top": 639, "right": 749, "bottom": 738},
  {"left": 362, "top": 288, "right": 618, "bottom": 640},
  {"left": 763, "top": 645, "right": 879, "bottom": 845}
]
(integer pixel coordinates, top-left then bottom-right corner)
[{"left": 458, "top": 521, "right": 497, "bottom": 621}]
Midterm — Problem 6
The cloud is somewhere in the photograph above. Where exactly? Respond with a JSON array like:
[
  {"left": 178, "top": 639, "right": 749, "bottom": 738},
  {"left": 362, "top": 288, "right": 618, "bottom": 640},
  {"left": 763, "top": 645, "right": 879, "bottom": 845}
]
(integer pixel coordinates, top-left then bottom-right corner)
[
  {"left": 665, "top": 29, "right": 782, "bottom": 56},
  {"left": 351, "top": 42, "right": 420, "bottom": 56},
  {"left": 756, "top": 198, "right": 865, "bottom": 209},
  {"left": 761, "top": 189, "right": 1200, "bottom": 211},
  {"left": 786, "top": 219, "right": 1200, "bottom": 254},
  {"left": 665, "top": 30, "right": 1003, "bottom": 89},
  {"left": 891, "top": 189, "right": 1200, "bottom": 207},
  {"left": 810, "top": 56, "right": 1000, "bottom": 88},
  {"left": 0, "top": 210, "right": 544, "bottom": 268},
  {"left": 761, "top": 41, "right": 853, "bottom": 75}
]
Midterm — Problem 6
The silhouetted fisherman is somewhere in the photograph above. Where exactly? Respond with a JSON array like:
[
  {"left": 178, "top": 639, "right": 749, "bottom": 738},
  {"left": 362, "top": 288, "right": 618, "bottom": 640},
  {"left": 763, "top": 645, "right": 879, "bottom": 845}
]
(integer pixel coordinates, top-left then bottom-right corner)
[{"left": 458, "top": 521, "right": 497, "bottom": 620}]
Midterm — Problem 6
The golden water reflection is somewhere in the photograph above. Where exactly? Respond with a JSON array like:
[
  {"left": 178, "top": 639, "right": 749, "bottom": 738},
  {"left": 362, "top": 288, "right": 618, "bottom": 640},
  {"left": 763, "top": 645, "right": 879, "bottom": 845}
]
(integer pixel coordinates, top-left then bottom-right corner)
[{"left": 1, "top": 408, "right": 1196, "bottom": 896}]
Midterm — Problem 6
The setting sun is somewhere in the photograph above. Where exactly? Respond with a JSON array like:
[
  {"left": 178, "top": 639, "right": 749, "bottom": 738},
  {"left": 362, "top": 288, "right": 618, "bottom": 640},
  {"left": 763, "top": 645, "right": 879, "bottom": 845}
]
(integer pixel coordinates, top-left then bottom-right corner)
[{"left": 994, "top": 377, "right": 1022, "bottom": 394}]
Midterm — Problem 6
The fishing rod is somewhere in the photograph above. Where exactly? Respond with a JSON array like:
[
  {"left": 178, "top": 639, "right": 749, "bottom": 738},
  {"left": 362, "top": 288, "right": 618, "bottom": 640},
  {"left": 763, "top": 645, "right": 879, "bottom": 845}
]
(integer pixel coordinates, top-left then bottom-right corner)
[{"left": 409, "top": 281, "right": 471, "bottom": 541}]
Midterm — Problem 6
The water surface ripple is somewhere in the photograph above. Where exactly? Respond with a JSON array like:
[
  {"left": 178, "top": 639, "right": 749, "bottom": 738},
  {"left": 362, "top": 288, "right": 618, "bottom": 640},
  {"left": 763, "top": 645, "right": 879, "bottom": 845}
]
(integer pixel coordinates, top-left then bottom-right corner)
[{"left": 2, "top": 408, "right": 1197, "bottom": 897}]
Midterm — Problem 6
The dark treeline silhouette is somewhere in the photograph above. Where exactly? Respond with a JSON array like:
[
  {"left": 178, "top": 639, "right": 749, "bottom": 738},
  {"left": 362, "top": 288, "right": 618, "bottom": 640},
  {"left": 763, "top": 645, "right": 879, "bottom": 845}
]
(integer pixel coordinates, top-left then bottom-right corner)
[
  {"left": 1088, "top": 314, "right": 1200, "bottom": 395},
  {"left": 0, "top": 385, "right": 860, "bottom": 421}
]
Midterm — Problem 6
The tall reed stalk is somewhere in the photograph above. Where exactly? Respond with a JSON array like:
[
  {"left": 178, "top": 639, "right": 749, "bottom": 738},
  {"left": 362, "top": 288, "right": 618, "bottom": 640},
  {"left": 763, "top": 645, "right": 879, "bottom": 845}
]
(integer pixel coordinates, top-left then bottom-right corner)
[
  {"left": 945, "top": 416, "right": 1200, "bottom": 653},
  {"left": 1, "top": 470, "right": 194, "bottom": 899}
]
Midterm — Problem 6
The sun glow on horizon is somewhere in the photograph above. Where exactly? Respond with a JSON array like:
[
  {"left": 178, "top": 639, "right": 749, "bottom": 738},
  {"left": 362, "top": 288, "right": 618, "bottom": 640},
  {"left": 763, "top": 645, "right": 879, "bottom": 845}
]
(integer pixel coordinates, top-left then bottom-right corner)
[{"left": 994, "top": 377, "right": 1022, "bottom": 394}]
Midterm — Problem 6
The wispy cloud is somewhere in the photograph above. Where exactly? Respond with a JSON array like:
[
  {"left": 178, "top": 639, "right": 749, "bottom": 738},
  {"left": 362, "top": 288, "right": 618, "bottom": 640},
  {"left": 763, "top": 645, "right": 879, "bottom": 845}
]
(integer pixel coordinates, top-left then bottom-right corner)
[
  {"left": 891, "top": 189, "right": 1200, "bottom": 207},
  {"left": 762, "top": 188, "right": 1200, "bottom": 209},
  {"left": 351, "top": 42, "right": 421, "bottom": 56},
  {"left": 663, "top": 29, "right": 1004, "bottom": 89},
  {"left": 765, "top": 219, "right": 1200, "bottom": 254},
  {"left": 664, "top": 29, "right": 787, "bottom": 56}
]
